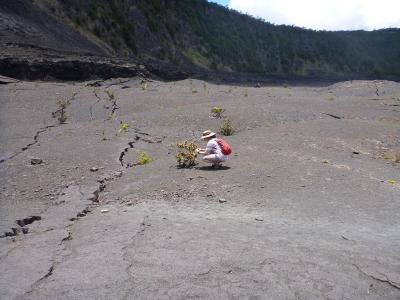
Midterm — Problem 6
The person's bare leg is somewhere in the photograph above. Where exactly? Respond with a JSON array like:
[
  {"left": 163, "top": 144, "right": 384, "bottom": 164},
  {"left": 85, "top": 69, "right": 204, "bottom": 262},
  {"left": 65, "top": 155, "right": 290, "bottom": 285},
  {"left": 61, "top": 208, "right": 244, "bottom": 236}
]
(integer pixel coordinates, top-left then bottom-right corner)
[{"left": 203, "top": 155, "right": 222, "bottom": 168}]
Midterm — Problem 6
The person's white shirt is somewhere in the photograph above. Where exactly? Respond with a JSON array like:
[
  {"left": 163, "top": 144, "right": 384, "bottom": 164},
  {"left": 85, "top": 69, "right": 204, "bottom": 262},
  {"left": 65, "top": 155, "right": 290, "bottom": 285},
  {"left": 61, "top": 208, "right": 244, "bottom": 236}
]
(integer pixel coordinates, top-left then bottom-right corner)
[{"left": 206, "top": 138, "right": 228, "bottom": 161}]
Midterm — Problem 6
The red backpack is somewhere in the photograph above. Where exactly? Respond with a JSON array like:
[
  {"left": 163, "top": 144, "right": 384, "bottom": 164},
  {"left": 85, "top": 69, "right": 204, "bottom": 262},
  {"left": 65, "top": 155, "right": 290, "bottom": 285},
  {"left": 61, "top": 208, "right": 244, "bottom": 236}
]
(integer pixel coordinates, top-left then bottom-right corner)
[{"left": 216, "top": 138, "right": 232, "bottom": 155}]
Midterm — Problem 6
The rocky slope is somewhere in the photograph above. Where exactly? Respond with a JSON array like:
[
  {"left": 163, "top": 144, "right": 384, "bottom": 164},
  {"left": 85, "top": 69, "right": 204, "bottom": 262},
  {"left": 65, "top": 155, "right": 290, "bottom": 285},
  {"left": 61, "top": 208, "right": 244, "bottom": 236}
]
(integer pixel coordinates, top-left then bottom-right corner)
[{"left": 1, "top": 0, "right": 400, "bottom": 81}]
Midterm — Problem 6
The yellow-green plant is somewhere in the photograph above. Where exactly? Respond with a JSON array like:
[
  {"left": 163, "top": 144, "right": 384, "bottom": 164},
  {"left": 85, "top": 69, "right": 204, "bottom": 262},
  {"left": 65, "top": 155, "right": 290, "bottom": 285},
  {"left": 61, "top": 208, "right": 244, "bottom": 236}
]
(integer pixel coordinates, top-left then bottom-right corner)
[
  {"left": 384, "top": 152, "right": 400, "bottom": 163},
  {"left": 175, "top": 141, "right": 198, "bottom": 168},
  {"left": 141, "top": 82, "right": 148, "bottom": 91},
  {"left": 137, "top": 151, "right": 151, "bottom": 165},
  {"left": 210, "top": 106, "right": 225, "bottom": 118},
  {"left": 105, "top": 89, "right": 115, "bottom": 100},
  {"left": 117, "top": 122, "right": 130, "bottom": 135},
  {"left": 219, "top": 118, "right": 235, "bottom": 136}
]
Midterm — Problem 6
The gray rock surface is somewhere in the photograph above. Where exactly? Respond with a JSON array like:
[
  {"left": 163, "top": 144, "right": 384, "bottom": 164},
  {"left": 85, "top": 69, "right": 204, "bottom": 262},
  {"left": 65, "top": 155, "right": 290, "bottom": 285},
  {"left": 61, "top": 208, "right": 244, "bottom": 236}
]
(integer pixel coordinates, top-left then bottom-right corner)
[{"left": 0, "top": 78, "right": 399, "bottom": 299}]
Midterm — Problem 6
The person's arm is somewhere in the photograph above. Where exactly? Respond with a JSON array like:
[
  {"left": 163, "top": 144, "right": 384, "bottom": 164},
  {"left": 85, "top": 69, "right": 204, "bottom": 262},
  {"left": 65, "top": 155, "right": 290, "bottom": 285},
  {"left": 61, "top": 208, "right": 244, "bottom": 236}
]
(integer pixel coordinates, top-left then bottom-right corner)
[{"left": 196, "top": 148, "right": 208, "bottom": 155}]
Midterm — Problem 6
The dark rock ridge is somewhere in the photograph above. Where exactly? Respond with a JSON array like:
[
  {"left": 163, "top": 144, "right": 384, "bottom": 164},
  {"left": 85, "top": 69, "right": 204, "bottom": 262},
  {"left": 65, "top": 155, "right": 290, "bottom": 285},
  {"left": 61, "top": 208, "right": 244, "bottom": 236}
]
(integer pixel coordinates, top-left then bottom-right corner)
[{"left": 0, "top": 54, "right": 143, "bottom": 81}]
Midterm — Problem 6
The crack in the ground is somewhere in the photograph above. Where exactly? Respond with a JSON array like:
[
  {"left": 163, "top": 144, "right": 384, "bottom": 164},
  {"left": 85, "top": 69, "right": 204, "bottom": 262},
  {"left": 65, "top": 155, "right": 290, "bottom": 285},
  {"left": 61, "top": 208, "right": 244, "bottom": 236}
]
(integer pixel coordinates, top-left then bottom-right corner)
[
  {"left": 16, "top": 229, "right": 72, "bottom": 299},
  {"left": 122, "top": 216, "right": 149, "bottom": 300},
  {"left": 60, "top": 231, "right": 72, "bottom": 244},
  {"left": 89, "top": 89, "right": 103, "bottom": 120},
  {"left": 323, "top": 113, "right": 342, "bottom": 120},
  {"left": 0, "top": 125, "right": 56, "bottom": 164},
  {"left": 353, "top": 263, "right": 400, "bottom": 290},
  {"left": 119, "top": 130, "right": 163, "bottom": 167},
  {"left": 51, "top": 89, "right": 81, "bottom": 119},
  {"left": 105, "top": 79, "right": 131, "bottom": 89},
  {"left": 16, "top": 216, "right": 42, "bottom": 227},
  {"left": 374, "top": 81, "right": 380, "bottom": 96},
  {"left": 16, "top": 186, "right": 105, "bottom": 297},
  {"left": 0, "top": 216, "right": 42, "bottom": 239}
]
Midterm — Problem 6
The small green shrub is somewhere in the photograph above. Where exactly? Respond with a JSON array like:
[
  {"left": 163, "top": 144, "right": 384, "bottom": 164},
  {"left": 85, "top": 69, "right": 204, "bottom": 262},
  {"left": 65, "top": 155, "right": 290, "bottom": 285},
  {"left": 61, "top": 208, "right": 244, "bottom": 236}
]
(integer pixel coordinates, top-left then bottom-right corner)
[
  {"left": 106, "top": 89, "right": 115, "bottom": 100},
  {"left": 57, "top": 111, "right": 68, "bottom": 124},
  {"left": 210, "top": 106, "right": 225, "bottom": 118},
  {"left": 384, "top": 152, "right": 400, "bottom": 163},
  {"left": 137, "top": 151, "right": 151, "bottom": 165},
  {"left": 53, "top": 100, "right": 69, "bottom": 124},
  {"left": 117, "top": 122, "right": 130, "bottom": 135},
  {"left": 175, "top": 141, "right": 198, "bottom": 168},
  {"left": 141, "top": 82, "right": 148, "bottom": 91},
  {"left": 219, "top": 119, "right": 235, "bottom": 136}
]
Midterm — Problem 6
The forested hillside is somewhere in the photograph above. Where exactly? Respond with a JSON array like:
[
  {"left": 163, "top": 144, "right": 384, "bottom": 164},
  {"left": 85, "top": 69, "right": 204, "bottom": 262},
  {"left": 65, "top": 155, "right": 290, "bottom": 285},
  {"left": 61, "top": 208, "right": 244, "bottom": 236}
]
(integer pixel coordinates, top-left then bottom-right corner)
[{"left": 30, "top": 0, "right": 400, "bottom": 77}]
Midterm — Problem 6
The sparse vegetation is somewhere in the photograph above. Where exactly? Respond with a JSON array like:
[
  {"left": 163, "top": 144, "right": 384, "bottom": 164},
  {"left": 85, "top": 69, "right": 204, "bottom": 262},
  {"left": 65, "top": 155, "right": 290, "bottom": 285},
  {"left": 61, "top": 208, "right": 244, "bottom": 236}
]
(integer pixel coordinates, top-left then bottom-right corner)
[
  {"left": 117, "top": 122, "right": 130, "bottom": 135},
  {"left": 383, "top": 152, "right": 400, "bottom": 163},
  {"left": 175, "top": 141, "right": 198, "bottom": 168},
  {"left": 137, "top": 151, "right": 151, "bottom": 165},
  {"left": 53, "top": 99, "right": 69, "bottom": 124},
  {"left": 219, "top": 118, "right": 235, "bottom": 136},
  {"left": 106, "top": 89, "right": 115, "bottom": 100},
  {"left": 105, "top": 89, "right": 119, "bottom": 118},
  {"left": 141, "top": 82, "right": 148, "bottom": 91},
  {"left": 210, "top": 106, "right": 225, "bottom": 118}
]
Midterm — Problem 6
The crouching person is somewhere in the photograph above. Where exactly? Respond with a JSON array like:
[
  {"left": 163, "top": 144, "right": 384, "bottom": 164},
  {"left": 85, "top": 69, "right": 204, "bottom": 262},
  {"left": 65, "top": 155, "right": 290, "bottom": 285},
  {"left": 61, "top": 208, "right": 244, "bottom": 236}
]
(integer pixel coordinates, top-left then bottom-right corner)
[{"left": 196, "top": 130, "right": 231, "bottom": 168}]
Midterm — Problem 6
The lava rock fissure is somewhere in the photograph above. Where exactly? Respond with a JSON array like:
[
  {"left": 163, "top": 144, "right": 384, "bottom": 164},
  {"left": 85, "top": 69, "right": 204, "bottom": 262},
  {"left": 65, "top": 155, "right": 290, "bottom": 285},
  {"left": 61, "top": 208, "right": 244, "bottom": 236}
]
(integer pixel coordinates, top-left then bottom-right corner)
[
  {"left": 0, "top": 125, "right": 56, "bottom": 164},
  {"left": 16, "top": 216, "right": 42, "bottom": 227},
  {"left": 118, "top": 132, "right": 162, "bottom": 167},
  {"left": 0, "top": 215, "right": 42, "bottom": 238}
]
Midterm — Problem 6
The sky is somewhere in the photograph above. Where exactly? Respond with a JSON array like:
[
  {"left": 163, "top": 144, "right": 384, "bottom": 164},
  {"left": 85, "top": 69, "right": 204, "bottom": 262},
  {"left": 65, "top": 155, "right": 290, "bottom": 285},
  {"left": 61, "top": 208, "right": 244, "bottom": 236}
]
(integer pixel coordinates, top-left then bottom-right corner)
[{"left": 209, "top": 0, "right": 400, "bottom": 31}]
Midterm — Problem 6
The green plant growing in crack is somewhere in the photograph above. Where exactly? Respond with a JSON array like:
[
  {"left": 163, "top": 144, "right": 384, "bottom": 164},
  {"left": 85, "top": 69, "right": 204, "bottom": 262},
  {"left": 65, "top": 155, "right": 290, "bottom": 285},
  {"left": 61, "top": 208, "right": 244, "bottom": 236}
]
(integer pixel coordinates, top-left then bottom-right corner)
[
  {"left": 219, "top": 118, "right": 235, "bottom": 136},
  {"left": 141, "top": 82, "right": 148, "bottom": 91},
  {"left": 137, "top": 151, "right": 152, "bottom": 165},
  {"left": 105, "top": 89, "right": 119, "bottom": 119},
  {"left": 53, "top": 99, "right": 69, "bottom": 124},
  {"left": 117, "top": 122, "right": 130, "bottom": 135},
  {"left": 105, "top": 89, "right": 115, "bottom": 100}
]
